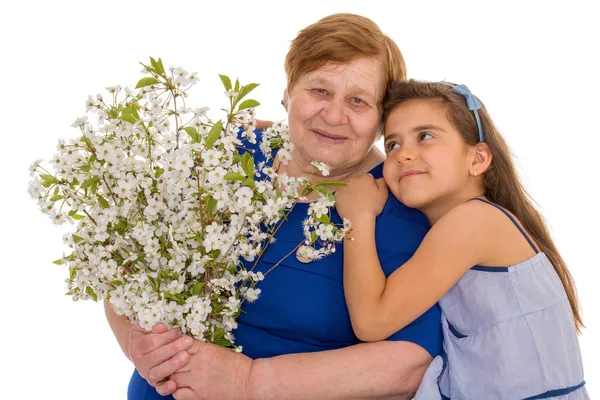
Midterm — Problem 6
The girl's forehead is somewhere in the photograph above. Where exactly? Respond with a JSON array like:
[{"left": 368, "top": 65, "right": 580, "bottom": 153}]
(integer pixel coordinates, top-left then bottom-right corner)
[{"left": 387, "top": 99, "right": 450, "bottom": 125}]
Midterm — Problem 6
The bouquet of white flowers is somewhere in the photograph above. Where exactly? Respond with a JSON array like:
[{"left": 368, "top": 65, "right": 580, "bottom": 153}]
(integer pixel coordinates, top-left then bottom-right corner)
[{"left": 28, "top": 58, "right": 350, "bottom": 350}]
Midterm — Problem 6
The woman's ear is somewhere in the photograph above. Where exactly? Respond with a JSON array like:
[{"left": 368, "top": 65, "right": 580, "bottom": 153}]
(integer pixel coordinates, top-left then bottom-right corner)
[
  {"left": 470, "top": 142, "right": 492, "bottom": 176},
  {"left": 282, "top": 89, "right": 289, "bottom": 111}
]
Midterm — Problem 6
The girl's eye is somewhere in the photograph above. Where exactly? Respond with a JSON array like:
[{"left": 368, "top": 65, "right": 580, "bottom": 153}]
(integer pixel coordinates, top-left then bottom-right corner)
[
  {"left": 386, "top": 141, "right": 400, "bottom": 152},
  {"left": 419, "top": 132, "right": 433, "bottom": 141}
]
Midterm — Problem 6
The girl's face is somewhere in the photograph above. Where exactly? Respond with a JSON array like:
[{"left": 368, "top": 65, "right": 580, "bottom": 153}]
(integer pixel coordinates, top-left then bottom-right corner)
[{"left": 382, "top": 98, "right": 474, "bottom": 211}]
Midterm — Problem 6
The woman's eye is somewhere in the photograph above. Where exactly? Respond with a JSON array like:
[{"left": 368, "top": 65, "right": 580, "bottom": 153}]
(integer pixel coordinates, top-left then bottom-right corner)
[
  {"left": 351, "top": 97, "right": 364, "bottom": 105},
  {"left": 313, "top": 88, "right": 327, "bottom": 95},
  {"left": 419, "top": 132, "right": 433, "bottom": 141}
]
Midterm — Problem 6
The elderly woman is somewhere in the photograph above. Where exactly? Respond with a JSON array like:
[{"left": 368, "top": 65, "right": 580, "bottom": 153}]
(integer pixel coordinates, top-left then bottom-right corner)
[{"left": 107, "top": 13, "right": 442, "bottom": 399}]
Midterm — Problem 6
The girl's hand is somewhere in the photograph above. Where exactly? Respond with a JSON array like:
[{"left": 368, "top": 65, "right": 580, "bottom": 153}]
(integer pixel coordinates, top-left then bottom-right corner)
[{"left": 335, "top": 174, "right": 388, "bottom": 221}]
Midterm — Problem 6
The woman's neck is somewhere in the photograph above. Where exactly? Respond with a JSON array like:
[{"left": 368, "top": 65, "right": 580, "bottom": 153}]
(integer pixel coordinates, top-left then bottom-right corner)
[
  {"left": 276, "top": 147, "right": 385, "bottom": 201},
  {"left": 277, "top": 147, "right": 385, "bottom": 183}
]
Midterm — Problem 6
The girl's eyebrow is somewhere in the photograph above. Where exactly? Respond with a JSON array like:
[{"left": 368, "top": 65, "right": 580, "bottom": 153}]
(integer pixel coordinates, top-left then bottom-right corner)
[
  {"left": 410, "top": 124, "right": 446, "bottom": 133},
  {"left": 384, "top": 124, "right": 446, "bottom": 141}
]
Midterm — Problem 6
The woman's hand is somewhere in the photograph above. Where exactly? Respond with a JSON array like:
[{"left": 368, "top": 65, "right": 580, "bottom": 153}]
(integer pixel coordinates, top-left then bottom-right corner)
[
  {"left": 155, "top": 341, "right": 253, "bottom": 399},
  {"left": 128, "top": 323, "right": 194, "bottom": 388},
  {"left": 335, "top": 174, "right": 388, "bottom": 221}
]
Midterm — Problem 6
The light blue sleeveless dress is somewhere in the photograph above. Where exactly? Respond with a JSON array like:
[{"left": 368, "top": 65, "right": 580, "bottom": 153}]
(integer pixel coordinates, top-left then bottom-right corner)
[{"left": 415, "top": 198, "right": 588, "bottom": 399}]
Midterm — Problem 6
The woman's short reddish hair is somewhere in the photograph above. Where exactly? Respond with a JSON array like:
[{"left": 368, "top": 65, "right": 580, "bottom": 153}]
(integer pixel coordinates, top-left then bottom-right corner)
[{"left": 284, "top": 13, "right": 406, "bottom": 100}]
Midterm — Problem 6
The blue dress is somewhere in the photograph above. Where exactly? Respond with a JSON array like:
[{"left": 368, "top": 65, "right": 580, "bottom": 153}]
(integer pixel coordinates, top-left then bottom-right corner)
[
  {"left": 415, "top": 198, "right": 588, "bottom": 399},
  {"left": 127, "top": 137, "right": 443, "bottom": 399}
]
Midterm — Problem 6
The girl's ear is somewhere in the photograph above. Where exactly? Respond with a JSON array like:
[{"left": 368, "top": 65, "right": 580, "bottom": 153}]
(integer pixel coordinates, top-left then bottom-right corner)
[{"left": 470, "top": 142, "right": 492, "bottom": 176}]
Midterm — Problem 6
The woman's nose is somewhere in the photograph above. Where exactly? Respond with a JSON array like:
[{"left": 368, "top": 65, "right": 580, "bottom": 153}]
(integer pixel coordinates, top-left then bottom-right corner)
[{"left": 321, "top": 98, "right": 349, "bottom": 125}]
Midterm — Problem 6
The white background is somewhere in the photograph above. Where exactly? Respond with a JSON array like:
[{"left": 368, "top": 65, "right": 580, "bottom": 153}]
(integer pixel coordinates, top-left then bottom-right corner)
[{"left": 1, "top": 0, "right": 597, "bottom": 398}]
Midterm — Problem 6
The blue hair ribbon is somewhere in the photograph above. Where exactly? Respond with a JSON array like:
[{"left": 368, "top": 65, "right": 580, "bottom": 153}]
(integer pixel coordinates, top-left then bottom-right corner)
[{"left": 444, "top": 83, "right": 484, "bottom": 142}]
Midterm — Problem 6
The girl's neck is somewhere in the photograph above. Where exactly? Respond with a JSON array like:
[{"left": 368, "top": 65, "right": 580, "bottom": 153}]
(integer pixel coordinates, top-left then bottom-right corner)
[{"left": 420, "top": 187, "right": 485, "bottom": 225}]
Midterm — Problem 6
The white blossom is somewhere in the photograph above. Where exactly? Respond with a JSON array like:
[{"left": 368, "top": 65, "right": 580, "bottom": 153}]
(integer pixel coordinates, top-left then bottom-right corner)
[{"left": 27, "top": 61, "right": 348, "bottom": 348}]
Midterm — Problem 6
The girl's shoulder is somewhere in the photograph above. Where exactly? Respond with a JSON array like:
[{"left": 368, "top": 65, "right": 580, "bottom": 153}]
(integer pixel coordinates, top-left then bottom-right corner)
[{"left": 438, "top": 198, "right": 538, "bottom": 267}]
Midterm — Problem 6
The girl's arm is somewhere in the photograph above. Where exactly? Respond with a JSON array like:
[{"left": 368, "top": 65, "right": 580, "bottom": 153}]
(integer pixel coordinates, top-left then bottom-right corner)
[{"left": 344, "top": 201, "right": 488, "bottom": 342}]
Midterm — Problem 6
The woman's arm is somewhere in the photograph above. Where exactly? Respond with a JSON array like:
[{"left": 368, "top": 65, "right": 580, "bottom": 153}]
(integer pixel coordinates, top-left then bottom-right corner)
[
  {"left": 104, "top": 299, "right": 133, "bottom": 360},
  {"left": 151, "top": 335, "right": 434, "bottom": 399},
  {"left": 344, "top": 202, "right": 487, "bottom": 342},
  {"left": 248, "top": 340, "right": 432, "bottom": 400}
]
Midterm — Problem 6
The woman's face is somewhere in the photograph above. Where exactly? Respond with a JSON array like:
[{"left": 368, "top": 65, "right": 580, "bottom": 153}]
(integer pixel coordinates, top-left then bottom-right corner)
[{"left": 285, "top": 57, "right": 385, "bottom": 174}]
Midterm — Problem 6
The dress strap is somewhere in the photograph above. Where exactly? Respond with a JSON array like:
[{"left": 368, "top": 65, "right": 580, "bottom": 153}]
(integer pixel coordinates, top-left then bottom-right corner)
[{"left": 469, "top": 198, "right": 539, "bottom": 253}]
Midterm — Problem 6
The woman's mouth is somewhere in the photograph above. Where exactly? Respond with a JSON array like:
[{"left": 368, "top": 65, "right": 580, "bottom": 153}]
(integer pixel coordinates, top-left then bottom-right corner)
[{"left": 312, "top": 129, "right": 347, "bottom": 144}]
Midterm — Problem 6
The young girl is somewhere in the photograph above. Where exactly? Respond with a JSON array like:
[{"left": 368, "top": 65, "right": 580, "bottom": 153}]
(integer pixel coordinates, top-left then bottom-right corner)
[{"left": 334, "top": 80, "right": 588, "bottom": 399}]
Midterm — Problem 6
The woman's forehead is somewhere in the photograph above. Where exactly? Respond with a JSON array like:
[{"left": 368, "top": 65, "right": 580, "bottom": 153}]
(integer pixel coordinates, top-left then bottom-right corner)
[{"left": 300, "top": 59, "right": 385, "bottom": 95}]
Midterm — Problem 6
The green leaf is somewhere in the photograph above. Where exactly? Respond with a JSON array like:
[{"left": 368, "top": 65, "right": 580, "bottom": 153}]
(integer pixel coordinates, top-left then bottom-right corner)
[
  {"left": 235, "top": 83, "right": 259, "bottom": 104},
  {"left": 148, "top": 276, "right": 158, "bottom": 292},
  {"left": 269, "top": 137, "right": 283, "bottom": 149},
  {"left": 246, "top": 155, "right": 255, "bottom": 178},
  {"left": 238, "top": 99, "right": 260, "bottom": 111},
  {"left": 232, "top": 153, "right": 242, "bottom": 165},
  {"left": 205, "top": 120, "right": 223, "bottom": 149},
  {"left": 213, "top": 327, "right": 225, "bottom": 339},
  {"left": 86, "top": 286, "right": 98, "bottom": 302},
  {"left": 109, "top": 280, "right": 123, "bottom": 286},
  {"left": 80, "top": 136, "right": 93, "bottom": 150},
  {"left": 190, "top": 282, "right": 205, "bottom": 296},
  {"left": 90, "top": 178, "right": 100, "bottom": 195},
  {"left": 315, "top": 213, "right": 330, "bottom": 224},
  {"left": 149, "top": 57, "right": 165, "bottom": 75},
  {"left": 53, "top": 258, "right": 64, "bottom": 265},
  {"left": 149, "top": 57, "right": 159, "bottom": 73},
  {"left": 163, "top": 292, "right": 185, "bottom": 305},
  {"left": 209, "top": 249, "right": 221, "bottom": 259},
  {"left": 71, "top": 214, "right": 85, "bottom": 220},
  {"left": 241, "top": 152, "right": 253, "bottom": 177},
  {"left": 234, "top": 78, "right": 240, "bottom": 93},
  {"left": 80, "top": 177, "right": 98, "bottom": 190},
  {"left": 154, "top": 168, "right": 165, "bottom": 178},
  {"left": 310, "top": 231, "right": 318, "bottom": 244},
  {"left": 224, "top": 172, "right": 246, "bottom": 181},
  {"left": 120, "top": 106, "right": 138, "bottom": 124},
  {"left": 183, "top": 127, "right": 200, "bottom": 143},
  {"left": 205, "top": 196, "right": 217, "bottom": 213},
  {"left": 219, "top": 74, "right": 232, "bottom": 92},
  {"left": 213, "top": 337, "right": 233, "bottom": 347},
  {"left": 97, "top": 194, "right": 110, "bottom": 209},
  {"left": 40, "top": 174, "right": 56, "bottom": 184},
  {"left": 315, "top": 181, "right": 348, "bottom": 187},
  {"left": 242, "top": 177, "right": 255, "bottom": 188},
  {"left": 49, "top": 194, "right": 64, "bottom": 202},
  {"left": 71, "top": 234, "right": 84, "bottom": 244},
  {"left": 315, "top": 185, "right": 335, "bottom": 202},
  {"left": 156, "top": 58, "right": 165, "bottom": 75},
  {"left": 135, "top": 77, "right": 160, "bottom": 89}
]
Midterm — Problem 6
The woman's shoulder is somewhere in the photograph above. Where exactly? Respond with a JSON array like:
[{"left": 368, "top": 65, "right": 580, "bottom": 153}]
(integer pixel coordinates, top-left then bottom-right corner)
[{"left": 378, "top": 193, "right": 430, "bottom": 231}]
